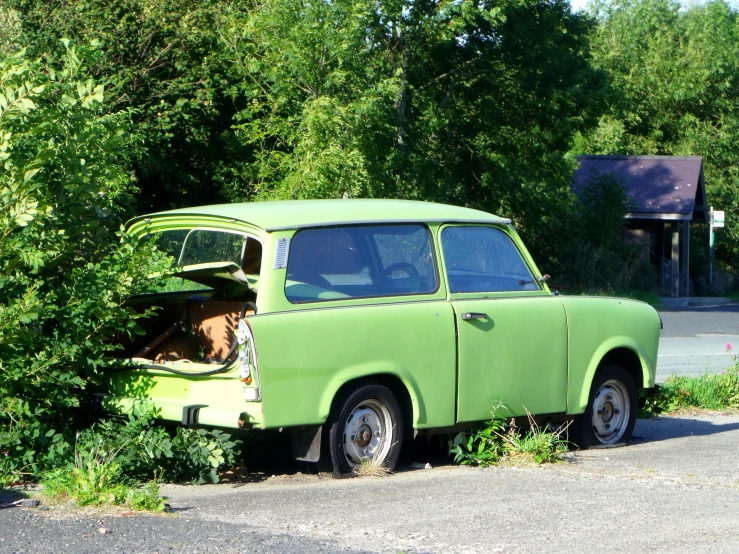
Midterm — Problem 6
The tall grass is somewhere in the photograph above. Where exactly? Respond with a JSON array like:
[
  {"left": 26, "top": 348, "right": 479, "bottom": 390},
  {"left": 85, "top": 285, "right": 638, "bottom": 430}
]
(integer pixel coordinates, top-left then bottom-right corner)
[{"left": 645, "top": 365, "right": 739, "bottom": 414}]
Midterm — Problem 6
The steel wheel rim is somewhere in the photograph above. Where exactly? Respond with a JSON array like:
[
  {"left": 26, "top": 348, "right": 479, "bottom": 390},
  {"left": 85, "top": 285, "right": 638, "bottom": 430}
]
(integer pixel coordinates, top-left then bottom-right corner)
[
  {"left": 342, "top": 399, "right": 393, "bottom": 466},
  {"left": 591, "top": 379, "right": 630, "bottom": 445}
]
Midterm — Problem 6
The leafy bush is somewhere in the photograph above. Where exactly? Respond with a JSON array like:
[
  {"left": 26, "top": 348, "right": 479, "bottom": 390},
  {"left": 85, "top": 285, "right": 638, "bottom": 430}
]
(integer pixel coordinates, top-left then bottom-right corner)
[
  {"left": 0, "top": 43, "right": 171, "bottom": 485},
  {"left": 39, "top": 411, "right": 242, "bottom": 509},
  {"left": 169, "top": 427, "right": 242, "bottom": 484},
  {"left": 449, "top": 407, "right": 570, "bottom": 467},
  {"left": 61, "top": 413, "right": 243, "bottom": 485}
]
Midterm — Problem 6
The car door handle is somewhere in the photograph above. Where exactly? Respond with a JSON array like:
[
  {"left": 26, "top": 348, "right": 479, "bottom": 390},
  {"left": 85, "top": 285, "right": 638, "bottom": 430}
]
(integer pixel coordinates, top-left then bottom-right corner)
[{"left": 461, "top": 312, "right": 488, "bottom": 321}]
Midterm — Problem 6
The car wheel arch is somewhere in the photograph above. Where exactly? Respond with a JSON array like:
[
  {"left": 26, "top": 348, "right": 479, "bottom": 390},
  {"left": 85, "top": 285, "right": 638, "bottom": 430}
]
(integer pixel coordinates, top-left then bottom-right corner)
[
  {"left": 573, "top": 340, "right": 652, "bottom": 415},
  {"left": 599, "top": 347, "right": 643, "bottom": 390},
  {"left": 321, "top": 373, "right": 417, "bottom": 439}
]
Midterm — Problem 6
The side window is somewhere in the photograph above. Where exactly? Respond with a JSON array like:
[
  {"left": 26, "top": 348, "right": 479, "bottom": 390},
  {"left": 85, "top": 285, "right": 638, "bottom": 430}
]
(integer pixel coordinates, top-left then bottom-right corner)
[
  {"left": 179, "top": 230, "right": 245, "bottom": 267},
  {"left": 441, "top": 226, "right": 539, "bottom": 293},
  {"left": 285, "top": 225, "right": 438, "bottom": 303}
]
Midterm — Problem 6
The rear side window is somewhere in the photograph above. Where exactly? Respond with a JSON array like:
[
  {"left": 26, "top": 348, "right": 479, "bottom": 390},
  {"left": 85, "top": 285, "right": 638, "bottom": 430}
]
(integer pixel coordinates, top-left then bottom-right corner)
[
  {"left": 441, "top": 226, "right": 539, "bottom": 293},
  {"left": 285, "top": 225, "right": 438, "bottom": 303}
]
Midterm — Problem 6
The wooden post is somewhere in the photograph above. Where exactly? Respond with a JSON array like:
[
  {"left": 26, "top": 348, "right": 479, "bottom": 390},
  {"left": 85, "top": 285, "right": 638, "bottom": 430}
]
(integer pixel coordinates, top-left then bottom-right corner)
[
  {"left": 658, "top": 221, "right": 666, "bottom": 288},
  {"left": 681, "top": 221, "right": 690, "bottom": 297},
  {"left": 671, "top": 222, "right": 680, "bottom": 297}
]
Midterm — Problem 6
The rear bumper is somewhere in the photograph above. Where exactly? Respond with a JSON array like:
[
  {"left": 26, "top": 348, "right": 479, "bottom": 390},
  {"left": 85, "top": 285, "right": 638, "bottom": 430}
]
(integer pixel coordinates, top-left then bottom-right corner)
[{"left": 92, "top": 392, "right": 264, "bottom": 429}]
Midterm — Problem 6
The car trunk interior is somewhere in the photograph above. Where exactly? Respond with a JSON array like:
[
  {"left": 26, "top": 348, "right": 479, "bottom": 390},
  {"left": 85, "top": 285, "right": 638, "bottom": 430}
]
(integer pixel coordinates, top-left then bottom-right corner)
[
  {"left": 116, "top": 234, "right": 262, "bottom": 365},
  {"left": 118, "top": 288, "right": 257, "bottom": 364}
]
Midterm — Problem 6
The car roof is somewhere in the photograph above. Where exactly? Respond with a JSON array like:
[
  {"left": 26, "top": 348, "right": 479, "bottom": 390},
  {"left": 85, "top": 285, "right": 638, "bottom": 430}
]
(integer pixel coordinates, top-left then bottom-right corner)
[{"left": 129, "top": 199, "right": 510, "bottom": 232}]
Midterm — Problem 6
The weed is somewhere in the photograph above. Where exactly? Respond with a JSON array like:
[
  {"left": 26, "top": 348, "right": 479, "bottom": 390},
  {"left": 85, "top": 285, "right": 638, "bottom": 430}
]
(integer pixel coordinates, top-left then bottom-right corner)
[
  {"left": 41, "top": 440, "right": 165, "bottom": 511},
  {"left": 449, "top": 405, "right": 570, "bottom": 467},
  {"left": 72, "top": 413, "right": 242, "bottom": 485},
  {"left": 502, "top": 415, "right": 571, "bottom": 464},
  {"left": 642, "top": 365, "right": 739, "bottom": 415}
]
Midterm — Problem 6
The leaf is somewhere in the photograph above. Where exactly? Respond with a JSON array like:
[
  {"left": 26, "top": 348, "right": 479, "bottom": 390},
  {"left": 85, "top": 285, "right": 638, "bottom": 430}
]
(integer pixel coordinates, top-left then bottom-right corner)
[{"left": 24, "top": 168, "right": 41, "bottom": 182}]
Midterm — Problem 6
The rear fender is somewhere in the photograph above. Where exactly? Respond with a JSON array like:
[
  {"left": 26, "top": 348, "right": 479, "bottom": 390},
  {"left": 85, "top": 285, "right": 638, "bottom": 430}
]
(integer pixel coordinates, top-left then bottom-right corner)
[{"left": 318, "top": 362, "right": 423, "bottom": 425}]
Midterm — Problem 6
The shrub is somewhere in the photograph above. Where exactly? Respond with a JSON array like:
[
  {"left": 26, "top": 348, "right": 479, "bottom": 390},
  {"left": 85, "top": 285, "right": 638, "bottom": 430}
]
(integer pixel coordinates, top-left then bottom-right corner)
[
  {"left": 64, "top": 413, "right": 243, "bottom": 485},
  {"left": 0, "top": 43, "right": 171, "bottom": 485}
]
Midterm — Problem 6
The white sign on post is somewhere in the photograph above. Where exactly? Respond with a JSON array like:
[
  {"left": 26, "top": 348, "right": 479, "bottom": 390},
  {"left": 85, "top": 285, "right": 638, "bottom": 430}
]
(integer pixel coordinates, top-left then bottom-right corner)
[{"left": 713, "top": 210, "right": 725, "bottom": 228}]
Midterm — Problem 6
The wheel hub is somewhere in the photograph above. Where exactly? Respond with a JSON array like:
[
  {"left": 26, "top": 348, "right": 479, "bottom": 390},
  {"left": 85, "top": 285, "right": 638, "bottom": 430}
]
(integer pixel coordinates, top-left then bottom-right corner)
[
  {"left": 342, "top": 400, "right": 392, "bottom": 466},
  {"left": 356, "top": 425, "right": 372, "bottom": 447}
]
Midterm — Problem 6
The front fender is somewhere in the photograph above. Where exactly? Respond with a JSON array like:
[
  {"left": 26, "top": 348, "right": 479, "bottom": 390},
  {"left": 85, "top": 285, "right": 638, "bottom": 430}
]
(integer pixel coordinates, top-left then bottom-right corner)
[{"left": 570, "top": 336, "right": 655, "bottom": 414}]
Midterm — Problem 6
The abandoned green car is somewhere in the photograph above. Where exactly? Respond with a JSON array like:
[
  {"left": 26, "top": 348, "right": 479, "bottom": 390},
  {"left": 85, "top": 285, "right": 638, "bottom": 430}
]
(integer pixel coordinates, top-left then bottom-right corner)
[{"left": 100, "top": 199, "right": 660, "bottom": 475}]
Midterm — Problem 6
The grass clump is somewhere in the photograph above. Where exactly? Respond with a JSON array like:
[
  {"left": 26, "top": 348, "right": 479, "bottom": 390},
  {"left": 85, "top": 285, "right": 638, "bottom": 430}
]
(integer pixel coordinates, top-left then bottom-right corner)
[
  {"left": 354, "top": 457, "right": 392, "bottom": 478},
  {"left": 449, "top": 406, "right": 570, "bottom": 467},
  {"left": 643, "top": 365, "right": 739, "bottom": 415}
]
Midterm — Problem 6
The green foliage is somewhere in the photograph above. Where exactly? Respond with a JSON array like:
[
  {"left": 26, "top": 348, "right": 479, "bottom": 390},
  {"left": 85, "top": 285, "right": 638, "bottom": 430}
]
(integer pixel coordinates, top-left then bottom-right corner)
[
  {"left": 582, "top": 0, "right": 739, "bottom": 271},
  {"left": 11, "top": 0, "right": 234, "bottom": 209},
  {"left": 643, "top": 365, "right": 739, "bottom": 415},
  {"left": 449, "top": 407, "right": 570, "bottom": 467},
  {"left": 41, "top": 457, "right": 165, "bottom": 511},
  {"left": 0, "top": 44, "right": 172, "bottom": 485},
  {"left": 169, "top": 427, "right": 242, "bottom": 484},
  {"left": 449, "top": 416, "right": 507, "bottom": 468},
  {"left": 217, "top": 0, "right": 607, "bottom": 247},
  {"left": 552, "top": 172, "right": 656, "bottom": 293},
  {"left": 0, "top": 7, "right": 21, "bottom": 57},
  {"left": 10, "top": 0, "right": 609, "bottom": 257},
  {"left": 67, "top": 413, "right": 242, "bottom": 485}
]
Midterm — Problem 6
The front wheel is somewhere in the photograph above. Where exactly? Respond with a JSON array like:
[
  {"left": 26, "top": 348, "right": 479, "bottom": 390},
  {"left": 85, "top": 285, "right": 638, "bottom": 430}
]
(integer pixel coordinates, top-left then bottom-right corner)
[
  {"left": 571, "top": 365, "right": 637, "bottom": 448},
  {"left": 324, "top": 384, "right": 404, "bottom": 477}
]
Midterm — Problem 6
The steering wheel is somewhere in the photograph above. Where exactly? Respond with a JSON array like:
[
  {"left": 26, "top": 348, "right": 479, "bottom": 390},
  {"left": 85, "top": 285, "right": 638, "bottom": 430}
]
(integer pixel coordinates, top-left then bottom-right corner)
[{"left": 383, "top": 262, "right": 421, "bottom": 293}]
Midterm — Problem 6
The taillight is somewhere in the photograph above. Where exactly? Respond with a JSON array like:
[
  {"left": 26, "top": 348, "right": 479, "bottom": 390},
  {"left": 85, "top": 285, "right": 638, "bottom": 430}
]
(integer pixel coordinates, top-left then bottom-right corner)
[{"left": 235, "top": 319, "right": 261, "bottom": 401}]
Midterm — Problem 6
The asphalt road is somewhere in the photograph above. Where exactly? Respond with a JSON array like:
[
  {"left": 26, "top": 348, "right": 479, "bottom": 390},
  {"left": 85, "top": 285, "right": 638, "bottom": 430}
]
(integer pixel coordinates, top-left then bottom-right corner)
[
  {"left": 3, "top": 414, "right": 739, "bottom": 553},
  {"left": 657, "top": 302, "right": 739, "bottom": 379}
]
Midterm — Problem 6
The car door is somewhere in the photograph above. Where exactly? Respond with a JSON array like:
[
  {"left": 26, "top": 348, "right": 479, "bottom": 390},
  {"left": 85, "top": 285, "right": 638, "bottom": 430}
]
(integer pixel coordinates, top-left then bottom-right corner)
[{"left": 440, "top": 225, "right": 568, "bottom": 422}]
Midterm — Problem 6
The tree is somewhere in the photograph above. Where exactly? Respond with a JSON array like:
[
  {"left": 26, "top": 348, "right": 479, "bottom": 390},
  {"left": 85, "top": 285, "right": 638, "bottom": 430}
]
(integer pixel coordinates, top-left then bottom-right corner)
[
  {"left": 580, "top": 0, "right": 739, "bottom": 269},
  {"left": 217, "top": 0, "right": 608, "bottom": 258}
]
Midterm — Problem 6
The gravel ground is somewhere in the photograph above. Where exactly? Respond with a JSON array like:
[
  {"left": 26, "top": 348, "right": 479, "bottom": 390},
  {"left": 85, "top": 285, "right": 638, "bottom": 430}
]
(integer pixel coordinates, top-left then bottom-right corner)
[{"left": 3, "top": 413, "right": 739, "bottom": 553}]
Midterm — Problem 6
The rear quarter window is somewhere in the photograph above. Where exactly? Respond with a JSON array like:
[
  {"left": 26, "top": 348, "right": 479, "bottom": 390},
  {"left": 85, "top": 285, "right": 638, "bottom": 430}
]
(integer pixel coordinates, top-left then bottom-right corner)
[{"left": 285, "top": 224, "right": 438, "bottom": 303}]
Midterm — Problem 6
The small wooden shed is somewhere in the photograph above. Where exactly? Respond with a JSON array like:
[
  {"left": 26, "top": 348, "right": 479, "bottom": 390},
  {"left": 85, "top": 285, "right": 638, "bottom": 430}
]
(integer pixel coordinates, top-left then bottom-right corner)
[{"left": 573, "top": 155, "right": 708, "bottom": 297}]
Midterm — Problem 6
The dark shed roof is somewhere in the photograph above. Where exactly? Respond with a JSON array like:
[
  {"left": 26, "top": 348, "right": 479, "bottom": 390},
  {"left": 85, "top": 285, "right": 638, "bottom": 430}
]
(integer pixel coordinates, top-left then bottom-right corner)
[{"left": 574, "top": 156, "right": 707, "bottom": 222}]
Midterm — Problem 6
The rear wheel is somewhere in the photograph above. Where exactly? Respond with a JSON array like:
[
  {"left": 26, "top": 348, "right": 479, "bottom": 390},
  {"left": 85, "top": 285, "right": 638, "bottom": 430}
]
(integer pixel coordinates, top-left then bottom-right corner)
[
  {"left": 571, "top": 365, "right": 637, "bottom": 448},
  {"left": 324, "top": 383, "right": 404, "bottom": 477}
]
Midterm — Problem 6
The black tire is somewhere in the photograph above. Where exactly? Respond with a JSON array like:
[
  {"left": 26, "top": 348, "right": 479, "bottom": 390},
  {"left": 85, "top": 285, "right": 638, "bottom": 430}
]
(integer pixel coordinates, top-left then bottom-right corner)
[
  {"left": 571, "top": 365, "right": 637, "bottom": 448},
  {"left": 324, "top": 383, "right": 404, "bottom": 477}
]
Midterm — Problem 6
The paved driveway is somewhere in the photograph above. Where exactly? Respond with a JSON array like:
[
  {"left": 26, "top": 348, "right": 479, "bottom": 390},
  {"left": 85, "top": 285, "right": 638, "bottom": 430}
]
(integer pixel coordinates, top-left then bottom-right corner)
[{"left": 4, "top": 414, "right": 739, "bottom": 553}]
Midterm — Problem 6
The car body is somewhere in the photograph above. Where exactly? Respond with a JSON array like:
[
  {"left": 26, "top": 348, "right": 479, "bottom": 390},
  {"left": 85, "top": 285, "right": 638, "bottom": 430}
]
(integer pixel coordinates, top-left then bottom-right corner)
[{"left": 101, "top": 199, "right": 660, "bottom": 474}]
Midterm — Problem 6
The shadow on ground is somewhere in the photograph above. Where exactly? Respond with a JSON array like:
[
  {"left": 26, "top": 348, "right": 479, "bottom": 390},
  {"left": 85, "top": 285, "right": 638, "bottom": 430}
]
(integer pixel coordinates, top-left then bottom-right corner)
[
  {"left": 219, "top": 430, "right": 454, "bottom": 485},
  {"left": 0, "top": 488, "right": 27, "bottom": 509},
  {"left": 630, "top": 414, "right": 739, "bottom": 444}
]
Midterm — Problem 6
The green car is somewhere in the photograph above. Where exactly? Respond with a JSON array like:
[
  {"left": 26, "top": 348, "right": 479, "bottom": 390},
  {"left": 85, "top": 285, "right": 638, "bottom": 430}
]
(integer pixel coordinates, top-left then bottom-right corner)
[{"left": 101, "top": 199, "right": 660, "bottom": 475}]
